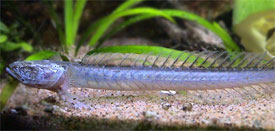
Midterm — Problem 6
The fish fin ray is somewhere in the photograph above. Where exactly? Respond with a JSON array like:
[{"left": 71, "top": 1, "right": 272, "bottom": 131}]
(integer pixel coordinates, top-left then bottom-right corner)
[{"left": 82, "top": 51, "right": 274, "bottom": 69}]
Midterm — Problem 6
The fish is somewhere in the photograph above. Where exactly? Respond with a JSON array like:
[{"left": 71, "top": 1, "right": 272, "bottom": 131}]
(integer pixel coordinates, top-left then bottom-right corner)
[{"left": 6, "top": 51, "right": 275, "bottom": 108}]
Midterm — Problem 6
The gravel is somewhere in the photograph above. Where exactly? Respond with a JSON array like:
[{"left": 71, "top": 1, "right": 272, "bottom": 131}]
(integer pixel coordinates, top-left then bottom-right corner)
[{"left": 1, "top": 83, "right": 274, "bottom": 129}]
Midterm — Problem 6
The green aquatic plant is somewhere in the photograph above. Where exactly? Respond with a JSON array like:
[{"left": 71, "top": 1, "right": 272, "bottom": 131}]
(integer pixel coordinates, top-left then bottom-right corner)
[
  {"left": 45, "top": 0, "right": 87, "bottom": 52},
  {"left": 75, "top": 0, "right": 177, "bottom": 55},
  {"left": 0, "top": 79, "right": 19, "bottom": 110},
  {"left": 233, "top": 0, "right": 275, "bottom": 57},
  {"left": 46, "top": 0, "right": 241, "bottom": 55},
  {"left": 65, "top": 0, "right": 87, "bottom": 49},
  {"left": 0, "top": 21, "right": 33, "bottom": 75},
  {"left": 98, "top": 9, "right": 241, "bottom": 52},
  {"left": 0, "top": 21, "right": 32, "bottom": 110},
  {"left": 0, "top": 22, "right": 33, "bottom": 53},
  {"left": 76, "top": 0, "right": 241, "bottom": 54}
]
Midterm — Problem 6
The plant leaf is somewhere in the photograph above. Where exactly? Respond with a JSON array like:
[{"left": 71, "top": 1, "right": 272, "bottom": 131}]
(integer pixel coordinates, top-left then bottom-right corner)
[
  {"left": 25, "top": 50, "right": 59, "bottom": 61},
  {"left": 89, "top": 8, "right": 240, "bottom": 52},
  {"left": 0, "top": 21, "right": 9, "bottom": 33},
  {"left": 0, "top": 41, "right": 32, "bottom": 52},
  {"left": 95, "top": 14, "right": 159, "bottom": 48},
  {"left": 212, "top": 22, "right": 240, "bottom": 51},
  {"left": 112, "top": 0, "right": 144, "bottom": 14},
  {"left": 0, "top": 35, "right": 8, "bottom": 43},
  {"left": 0, "top": 60, "right": 5, "bottom": 75},
  {"left": 18, "top": 42, "right": 33, "bottom": 52},
  {"left": 65, "top": 0, "right": 74, "bottom": 47},
  {"left": 0, "top": 79, "right": 19, "bottom": 111},
  {"left": 75, "top": 0, "right": 144, "bottom": 56},
  {"left": 0, "top": 41, "right": 19, "bottom": 51},
  {"left": 87, "top": 7, "right": 175, "bottom": 48},
  {"left": 233, "top": 0, "right": 275, "bottom": 57},
  {"left": 0, "top": 42, "right": 20, "bottom": 51},
  {"left": 71, "top": 0, "right": 87, "bottom": 48},
  {"left": 161, "top": 9, "right": 241, "bottom": 52},
  {"left": 233, "top": 0, "right": 275, "bottom": 25},
  {"left": 45, "top": 1, "right": 66, "bottom": 50},
  {"left": 75, "top": 19, "right": 103, "bottom": 56}
]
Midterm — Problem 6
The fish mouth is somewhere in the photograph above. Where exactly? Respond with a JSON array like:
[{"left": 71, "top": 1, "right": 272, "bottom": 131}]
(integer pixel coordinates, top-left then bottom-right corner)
[{"left": 6, "top": 66, "right": 18, "bottom": 80}]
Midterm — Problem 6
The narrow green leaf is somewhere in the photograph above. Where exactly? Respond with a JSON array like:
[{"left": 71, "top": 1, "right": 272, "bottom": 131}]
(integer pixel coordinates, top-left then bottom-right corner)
[
  {"left": 0, "top": 21, "right": 10, "bottom": 33},
  {"left": 25, "top": 50, "right": 59, "bottom": 61},
  {"left": 88, "top": 7, "right": 175, "bottom": 47},
  {"left": 161, "top": 9, "right": 241, "bottom": 52},
  {"left": 18, "top": 42, "right": 33, "bottom": 52},
  {"left": 162, "top": 9, "right": 214, "bottom": 30},
  {"left": 112, "top": 0, "right": 144, "bottom": 14},
  {"left": 0, "top": 79, "right": 19, "bottom": 111},
  {"left": 75, "top": 19, "right": 104, "bottom": 56},
  {"left": 91, "top": 8, "right": 240, "bottom": 53},
  {"left": 99, "top": 9, "right": 237, "bottom": 50},
  {"left": 45, "top": 1, "right": 66, "bottom": 49},
  {"left": 60, "top": 54, "right": 70, "bottom": 61},
  {"left": 212, "top": 22, "right": 240, "bottom": 51},
  {"left": 0, "top": 42, "right": 20, "bottom": 51},
  {"left": 0, "top": 60, "right": 5, "bottom": 75},
  {"left": 65, "top": 0, "right": 74, "bottom": 47},
  {"left": 75, "top": 0, "right": 144, "bottom": 56},
  {"left": 0, "top": 41, "right": 32, "bottom": 52},
  {"left": 0, "top": 35, "right": 8, "bottom": 43},
  {"left": 95, "top": 14, "right": 158, "bottom": 48},
  {"left": 72, "top": 0, "right": 87, "bottom": 47}
]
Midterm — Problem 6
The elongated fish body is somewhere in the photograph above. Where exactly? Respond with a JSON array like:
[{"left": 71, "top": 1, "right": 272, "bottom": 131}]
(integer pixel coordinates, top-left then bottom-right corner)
[
  {"left": 6, "top": 51, "right": 275, "bottom": 108},
  {"left": 6, "top": 59, "right": 275, "bottom": 91},
  {"left": 69, "top": 64, "right": 274, "bottom": 91}
]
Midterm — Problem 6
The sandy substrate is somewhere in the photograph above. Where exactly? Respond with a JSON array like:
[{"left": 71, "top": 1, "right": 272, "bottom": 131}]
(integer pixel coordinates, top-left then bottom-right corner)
[{"left": 1, "top": 82, "right": 275, "bottom": 130}]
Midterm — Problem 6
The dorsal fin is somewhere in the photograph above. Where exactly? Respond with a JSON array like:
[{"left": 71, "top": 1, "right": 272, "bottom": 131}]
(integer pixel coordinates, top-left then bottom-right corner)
[
  {"left": 172, "top": 41, "right": 226, "bottom": 52},
  {"left": 81, "top": 51, "right": 274, "bottom": 69}
]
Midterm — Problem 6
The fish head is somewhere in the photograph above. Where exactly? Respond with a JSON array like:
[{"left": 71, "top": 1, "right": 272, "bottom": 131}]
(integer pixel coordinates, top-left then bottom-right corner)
[{"left": 6, "top": 60, "right": 65, "bottom": 89}]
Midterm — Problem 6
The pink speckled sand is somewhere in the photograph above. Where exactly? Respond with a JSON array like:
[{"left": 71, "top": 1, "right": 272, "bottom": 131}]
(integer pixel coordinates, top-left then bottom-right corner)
[{"left": 2, "top": 82, "right": 275, "bottom": 129}]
